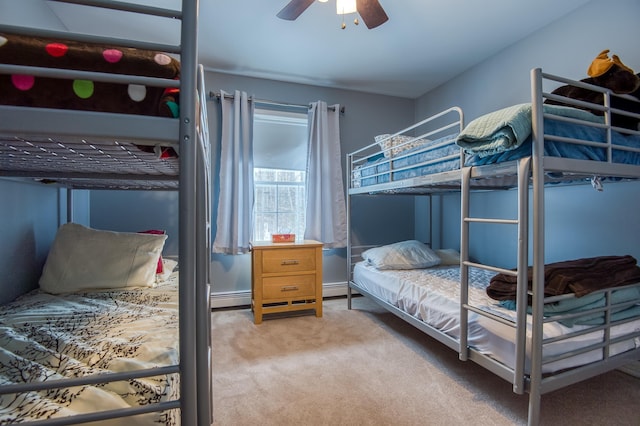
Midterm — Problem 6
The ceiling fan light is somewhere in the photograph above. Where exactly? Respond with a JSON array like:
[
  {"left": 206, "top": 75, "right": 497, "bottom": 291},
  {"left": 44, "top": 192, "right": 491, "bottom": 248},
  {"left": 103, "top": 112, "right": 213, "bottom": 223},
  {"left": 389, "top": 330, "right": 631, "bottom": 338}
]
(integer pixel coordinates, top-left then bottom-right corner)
[{"left": 336, "top": 0, "right": 357, "bottom": 15}]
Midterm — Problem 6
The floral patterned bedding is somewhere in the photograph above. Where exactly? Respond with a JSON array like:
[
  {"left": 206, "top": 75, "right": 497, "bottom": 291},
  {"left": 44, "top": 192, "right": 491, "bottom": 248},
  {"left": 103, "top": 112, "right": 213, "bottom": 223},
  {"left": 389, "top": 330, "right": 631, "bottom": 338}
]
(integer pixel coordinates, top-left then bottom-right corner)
[{"left": 0, "top": 273, "right": 180, "bottom": 425}]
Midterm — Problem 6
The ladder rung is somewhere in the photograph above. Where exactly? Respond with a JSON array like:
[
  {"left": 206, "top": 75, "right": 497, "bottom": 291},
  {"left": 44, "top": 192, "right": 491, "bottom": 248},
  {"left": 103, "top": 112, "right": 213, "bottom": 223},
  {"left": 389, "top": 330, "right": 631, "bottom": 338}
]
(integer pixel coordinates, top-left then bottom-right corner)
[
  {"left": 463, "top": 217, "right": 518, "bottom": 224},
  {"left": 463, "top": 261, "right": 517, "bottom": 276}
]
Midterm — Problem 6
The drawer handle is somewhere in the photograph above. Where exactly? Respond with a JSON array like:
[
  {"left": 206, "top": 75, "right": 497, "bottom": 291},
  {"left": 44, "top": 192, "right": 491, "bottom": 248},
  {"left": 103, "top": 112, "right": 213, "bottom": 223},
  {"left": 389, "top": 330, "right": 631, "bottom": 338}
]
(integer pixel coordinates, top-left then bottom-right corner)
[
  {"left": 281, "top": 259, "right": 300, "bottom": 266},
  {"left": 281, "top": 286, "right": 299, "bottom": 292}
]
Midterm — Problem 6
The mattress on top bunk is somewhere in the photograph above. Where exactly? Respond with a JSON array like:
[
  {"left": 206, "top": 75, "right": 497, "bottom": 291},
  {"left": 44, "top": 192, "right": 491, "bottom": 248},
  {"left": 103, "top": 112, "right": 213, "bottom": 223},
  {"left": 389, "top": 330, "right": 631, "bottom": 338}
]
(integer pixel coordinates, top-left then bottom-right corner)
[
  {"left": 352, "top": 133, "right": 460, "bottom": 188},
  {"left": 0, "top": 265, "right": 180, "bottom": 424},
  {"left": 460, "top": 103, "right": 640, "bottom": 167},
  {"left": 352, "top": 104, "right": 640, "bottom": 189},
  {"left": 353, "top": 261, "right": 640, "bottom": 374},
  {"left": 0, "top": 32, "right": 180, "bottom": 118}
]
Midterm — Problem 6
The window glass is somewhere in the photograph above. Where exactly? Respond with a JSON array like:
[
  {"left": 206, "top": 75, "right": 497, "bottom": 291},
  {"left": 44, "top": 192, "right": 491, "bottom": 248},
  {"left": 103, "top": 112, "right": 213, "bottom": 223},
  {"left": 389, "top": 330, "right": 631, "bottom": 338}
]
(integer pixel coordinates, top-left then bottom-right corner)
[{"left": 253, "top": 109, "right": 308, "bottom": 241}]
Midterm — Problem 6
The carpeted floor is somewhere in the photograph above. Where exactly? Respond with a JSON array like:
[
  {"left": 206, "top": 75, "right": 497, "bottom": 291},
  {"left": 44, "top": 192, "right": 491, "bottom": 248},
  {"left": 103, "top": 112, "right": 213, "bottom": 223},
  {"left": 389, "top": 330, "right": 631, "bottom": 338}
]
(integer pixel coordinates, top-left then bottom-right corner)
[{"left": 211, "top": 296, "right": 639, "bottom": 426}]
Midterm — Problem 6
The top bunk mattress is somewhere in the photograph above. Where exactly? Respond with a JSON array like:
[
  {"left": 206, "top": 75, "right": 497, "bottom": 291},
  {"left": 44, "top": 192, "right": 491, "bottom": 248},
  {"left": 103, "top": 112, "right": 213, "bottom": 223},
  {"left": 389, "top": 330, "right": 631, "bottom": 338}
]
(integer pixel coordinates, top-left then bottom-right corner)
[
  {"left": 351, "top": 133, "right": 460, "bottom": 189},
  {"left": 350, "top": 104, "right": 640, "bottom": 192}
]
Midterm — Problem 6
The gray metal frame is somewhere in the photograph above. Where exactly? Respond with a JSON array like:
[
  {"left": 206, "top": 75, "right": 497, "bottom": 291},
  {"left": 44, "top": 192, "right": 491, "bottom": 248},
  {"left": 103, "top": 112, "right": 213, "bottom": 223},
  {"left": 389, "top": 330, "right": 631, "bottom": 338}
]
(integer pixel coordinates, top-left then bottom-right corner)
[
  {"left": 346, "top": 69, "right": 640, "bottom": 426},
  {"left": 0, "top": 1, "right": 212, "bottom": 425}
]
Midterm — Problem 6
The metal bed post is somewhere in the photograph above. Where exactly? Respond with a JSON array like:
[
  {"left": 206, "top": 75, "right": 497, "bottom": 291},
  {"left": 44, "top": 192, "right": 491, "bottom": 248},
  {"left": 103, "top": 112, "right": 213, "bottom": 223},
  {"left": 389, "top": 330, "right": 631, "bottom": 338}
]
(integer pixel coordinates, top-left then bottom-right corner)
[
  {"left": 428, "top": 193, "right": 435, "bottom": 248},
  {"left": 513, "top": 157, "right": 531, "bottom": 395},
  {"left": 178, "top": 0, "right": 201, "bottom": 425},
  {"left": 528, "top": 67, "right": 545, "bottom": 426},
  {"left": 66, "top": 188, "right": 73, "bottom": 223},
  {"left": 459, "top": 166, "right": 471, "bottom": 360},
  {"left": 346, "top": 152, "right": 353, "bottom": 309},
  {"left": 195, "top": 64, "right": 213, "bottom": 425}
]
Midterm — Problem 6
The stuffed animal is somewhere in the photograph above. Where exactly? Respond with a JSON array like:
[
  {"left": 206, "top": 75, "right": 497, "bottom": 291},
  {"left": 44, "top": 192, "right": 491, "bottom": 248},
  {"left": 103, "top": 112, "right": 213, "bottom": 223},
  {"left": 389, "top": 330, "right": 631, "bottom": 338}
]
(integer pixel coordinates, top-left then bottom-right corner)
[
  {"left": 610, "top": 72, "right": 640, "bottom": 130},
  {"left": 546, "top": 49, "right": 640, "bottom": 130}
]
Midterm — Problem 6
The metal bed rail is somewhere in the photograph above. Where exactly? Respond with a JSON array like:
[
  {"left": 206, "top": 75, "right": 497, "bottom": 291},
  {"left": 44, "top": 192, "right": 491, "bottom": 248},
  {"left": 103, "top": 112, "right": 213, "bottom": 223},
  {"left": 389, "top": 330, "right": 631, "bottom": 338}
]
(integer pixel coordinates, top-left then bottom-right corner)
[{"left": 347, "top": 106, "right": 464, "bottom": 195}]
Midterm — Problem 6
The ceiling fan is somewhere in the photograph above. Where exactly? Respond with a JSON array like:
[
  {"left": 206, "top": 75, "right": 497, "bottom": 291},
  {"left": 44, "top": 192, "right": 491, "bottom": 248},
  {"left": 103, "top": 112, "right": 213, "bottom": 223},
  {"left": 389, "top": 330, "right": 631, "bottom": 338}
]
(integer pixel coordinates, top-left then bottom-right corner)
[{"left": 277, "top": 0, "right": 389, "bottom": 29}]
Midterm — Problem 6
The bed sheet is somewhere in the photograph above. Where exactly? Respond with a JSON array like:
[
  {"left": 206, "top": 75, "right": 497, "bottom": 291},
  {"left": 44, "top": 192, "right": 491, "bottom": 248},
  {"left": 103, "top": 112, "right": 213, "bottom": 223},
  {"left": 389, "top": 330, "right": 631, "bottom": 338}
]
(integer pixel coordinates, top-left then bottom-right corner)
[
  {"left": 353, "top": 262, "right": 640, "bottom": 374},
  {"left": 0, "top": 272, "right": 180, "bottom": 425}
]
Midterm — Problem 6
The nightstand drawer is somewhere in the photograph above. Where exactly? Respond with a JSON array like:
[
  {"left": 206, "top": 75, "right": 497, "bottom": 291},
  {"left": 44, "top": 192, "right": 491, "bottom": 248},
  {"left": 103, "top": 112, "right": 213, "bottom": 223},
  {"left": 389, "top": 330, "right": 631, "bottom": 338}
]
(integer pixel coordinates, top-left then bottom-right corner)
[
  {"left": 262, "top": 248, "right": 316, "bottom": 273},
  {"left": 262, "top": 274, "right": 315, "bottom": 299}
]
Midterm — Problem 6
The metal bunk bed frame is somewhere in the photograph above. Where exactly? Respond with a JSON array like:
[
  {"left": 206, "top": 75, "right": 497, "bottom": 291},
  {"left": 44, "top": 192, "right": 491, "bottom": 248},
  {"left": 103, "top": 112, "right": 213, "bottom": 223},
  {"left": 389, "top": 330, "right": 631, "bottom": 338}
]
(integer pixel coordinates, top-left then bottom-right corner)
[
  {"left": 346, "top": 68, "right": 640, "bottom": 426},
  {"left": 0, "top": 1, "right": 212, "bottom": 425}
]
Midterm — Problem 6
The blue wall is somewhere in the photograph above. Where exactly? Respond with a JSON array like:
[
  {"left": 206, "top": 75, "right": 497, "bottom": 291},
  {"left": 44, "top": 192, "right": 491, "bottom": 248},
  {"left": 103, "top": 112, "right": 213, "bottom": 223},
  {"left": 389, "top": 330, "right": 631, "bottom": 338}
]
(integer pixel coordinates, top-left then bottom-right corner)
[
  {"left": 3, "top": 0, "right": 640, "bottom": 304},
  {"left": 90, "top": 72, "right": 417, "bottom": 298},
  {"left": 0, "top": 181, "right": 59, "bottom": 303},
  {"left": 414, "top": 0, "right": 640, "bottom": 267}
]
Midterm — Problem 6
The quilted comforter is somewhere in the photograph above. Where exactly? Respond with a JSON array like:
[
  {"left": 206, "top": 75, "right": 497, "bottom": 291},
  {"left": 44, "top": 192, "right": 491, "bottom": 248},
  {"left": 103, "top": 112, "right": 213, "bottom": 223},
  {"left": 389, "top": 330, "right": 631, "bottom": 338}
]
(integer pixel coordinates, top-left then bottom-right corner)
[{"left": 0, "top": 274, "right": 180, "bottom": 425}]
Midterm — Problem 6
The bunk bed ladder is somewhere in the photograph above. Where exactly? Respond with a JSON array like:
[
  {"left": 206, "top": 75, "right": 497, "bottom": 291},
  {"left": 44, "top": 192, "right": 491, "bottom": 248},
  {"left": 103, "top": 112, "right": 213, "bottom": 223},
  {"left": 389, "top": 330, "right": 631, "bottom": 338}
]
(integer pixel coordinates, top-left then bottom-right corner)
[{"left": 459, "top": 158, "right": 531, "bottom": 398}]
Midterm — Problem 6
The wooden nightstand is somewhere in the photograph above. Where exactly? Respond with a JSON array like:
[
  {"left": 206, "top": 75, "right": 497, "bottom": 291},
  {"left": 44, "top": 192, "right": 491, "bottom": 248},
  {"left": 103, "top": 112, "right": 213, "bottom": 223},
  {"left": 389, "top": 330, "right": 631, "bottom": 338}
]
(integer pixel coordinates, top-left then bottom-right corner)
[{"left": 250, "top": 240, "right": 323, "bottom": 324}]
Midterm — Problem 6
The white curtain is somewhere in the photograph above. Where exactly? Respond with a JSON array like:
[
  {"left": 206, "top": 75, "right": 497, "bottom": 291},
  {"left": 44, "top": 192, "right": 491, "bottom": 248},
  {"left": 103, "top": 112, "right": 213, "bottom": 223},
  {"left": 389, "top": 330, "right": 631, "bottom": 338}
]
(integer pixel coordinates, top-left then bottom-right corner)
[
  {"left": 304, "top": 101, "right": 347, "bottom": 248},
  {"left": 213, "top": 90, "right": 254, "bottom": 254}
]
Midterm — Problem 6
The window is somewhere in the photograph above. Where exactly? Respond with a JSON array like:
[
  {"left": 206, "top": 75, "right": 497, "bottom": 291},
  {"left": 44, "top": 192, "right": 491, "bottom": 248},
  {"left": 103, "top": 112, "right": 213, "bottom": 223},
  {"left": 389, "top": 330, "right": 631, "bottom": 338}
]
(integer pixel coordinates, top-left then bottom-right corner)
[{"left": 252, "top": 108, "right": 308, "bottom": 241}]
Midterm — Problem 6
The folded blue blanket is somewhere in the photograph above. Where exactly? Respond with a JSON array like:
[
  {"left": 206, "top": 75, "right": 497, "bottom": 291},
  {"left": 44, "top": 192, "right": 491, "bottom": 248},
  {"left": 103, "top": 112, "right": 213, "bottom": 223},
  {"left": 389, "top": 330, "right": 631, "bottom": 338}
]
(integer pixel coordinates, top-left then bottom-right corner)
[
  {"left": 456, "top": 103, "right": 604, "bottom": 158},
  {"left": 456, "top": 103, "right": 533, "bottom": 157},
  {"left": 500, "top": 286, "right": 640, "bottom": 327}
]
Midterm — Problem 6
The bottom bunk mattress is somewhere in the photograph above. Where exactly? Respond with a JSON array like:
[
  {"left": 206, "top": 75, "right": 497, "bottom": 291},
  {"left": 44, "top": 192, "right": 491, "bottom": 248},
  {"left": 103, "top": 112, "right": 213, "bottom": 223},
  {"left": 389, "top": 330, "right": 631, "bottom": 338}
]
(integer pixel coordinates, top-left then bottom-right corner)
[
  {"left": 0, "top": 270, "right": 180, "bottom": 425},
  {"left": 352, "top": 262, "right": 640, "bottom": 374}
]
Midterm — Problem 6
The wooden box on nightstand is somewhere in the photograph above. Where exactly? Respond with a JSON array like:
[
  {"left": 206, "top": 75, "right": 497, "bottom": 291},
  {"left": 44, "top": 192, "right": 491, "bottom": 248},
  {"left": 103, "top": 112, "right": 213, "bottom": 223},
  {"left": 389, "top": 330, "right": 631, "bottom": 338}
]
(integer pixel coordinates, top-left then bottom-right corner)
[{"left": 250, "top": 240, "right": 323, "bottom": 324}]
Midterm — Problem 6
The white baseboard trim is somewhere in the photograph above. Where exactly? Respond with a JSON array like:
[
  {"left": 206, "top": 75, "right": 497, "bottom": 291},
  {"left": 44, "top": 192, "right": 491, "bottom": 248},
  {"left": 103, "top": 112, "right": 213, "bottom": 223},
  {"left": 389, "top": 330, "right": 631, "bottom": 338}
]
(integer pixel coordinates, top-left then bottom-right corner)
[{"left": 210, "top": 281, "right": 349, "bottom": 309}]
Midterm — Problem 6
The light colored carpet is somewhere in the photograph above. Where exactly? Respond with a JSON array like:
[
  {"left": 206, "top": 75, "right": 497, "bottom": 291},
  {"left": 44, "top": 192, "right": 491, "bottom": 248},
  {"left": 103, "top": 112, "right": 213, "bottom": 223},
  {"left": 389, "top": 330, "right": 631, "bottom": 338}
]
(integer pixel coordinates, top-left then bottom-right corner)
[{"left": 211, "top": 296, "right": 639, "bottom": 426}]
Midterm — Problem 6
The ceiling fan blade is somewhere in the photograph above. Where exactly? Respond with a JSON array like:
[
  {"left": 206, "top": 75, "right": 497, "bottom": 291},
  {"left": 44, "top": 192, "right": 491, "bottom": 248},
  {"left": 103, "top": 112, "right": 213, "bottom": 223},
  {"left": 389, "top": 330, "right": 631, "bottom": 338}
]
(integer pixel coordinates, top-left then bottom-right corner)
[
  {"left": 277, "top": 0, "right": 316, "bottom": 20},
  {"left": 356, "top": 0, "right": 389, "bottom": 29}
]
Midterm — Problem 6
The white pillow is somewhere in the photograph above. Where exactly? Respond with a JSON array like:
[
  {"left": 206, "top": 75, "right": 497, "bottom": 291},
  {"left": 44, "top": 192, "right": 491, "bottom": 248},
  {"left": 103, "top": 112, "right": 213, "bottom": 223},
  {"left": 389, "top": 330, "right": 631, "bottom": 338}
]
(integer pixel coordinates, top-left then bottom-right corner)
[
  {"left": 362, "top": 240, "right": 441, "bottom": 270},
  {"left": 39, "top": 223, "right": 167, "bottom": 294},
  {"left": 158, "top": 258, "right": 178, "bottom": 282},
  {"left": 435, "top": 248, "right": 460, "bottom": 266}
]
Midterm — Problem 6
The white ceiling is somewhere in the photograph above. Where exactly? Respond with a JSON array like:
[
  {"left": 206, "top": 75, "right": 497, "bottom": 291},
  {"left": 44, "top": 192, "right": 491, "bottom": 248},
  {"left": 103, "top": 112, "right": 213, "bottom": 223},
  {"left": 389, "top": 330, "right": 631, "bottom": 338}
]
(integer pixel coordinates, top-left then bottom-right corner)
[
  {"left": 199, "top": 0, "right": 592, "bottom": 98},
  {"left": 48, "top": 0, "right": 593, "bottom": 99}
]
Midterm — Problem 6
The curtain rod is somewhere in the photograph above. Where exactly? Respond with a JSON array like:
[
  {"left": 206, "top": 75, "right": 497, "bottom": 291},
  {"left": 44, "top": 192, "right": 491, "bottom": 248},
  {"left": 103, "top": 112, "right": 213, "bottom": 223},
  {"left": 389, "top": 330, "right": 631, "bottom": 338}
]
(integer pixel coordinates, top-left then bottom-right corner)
[{"left": 209, "top": 91, "right": 345, "bottom": 114}]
